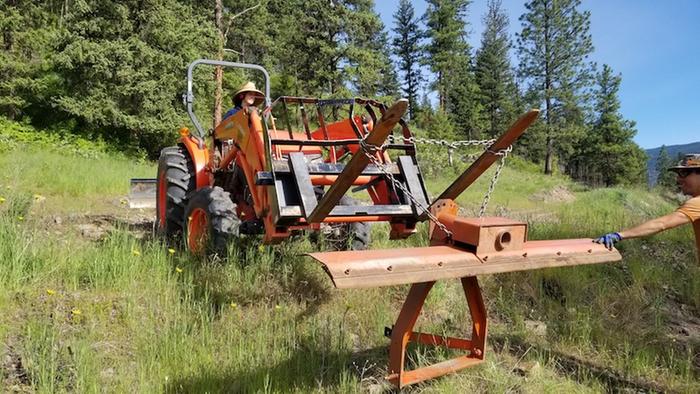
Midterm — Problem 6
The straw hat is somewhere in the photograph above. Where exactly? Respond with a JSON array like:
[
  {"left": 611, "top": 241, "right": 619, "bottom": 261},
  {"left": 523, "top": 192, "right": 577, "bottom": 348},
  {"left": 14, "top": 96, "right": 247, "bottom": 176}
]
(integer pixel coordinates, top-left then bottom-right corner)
[
  {"left": 668, "top": 153, "right": 700, "bottom": 171},
  {"left": 233, "top": 81, "right": 264, "bottom": 107}
]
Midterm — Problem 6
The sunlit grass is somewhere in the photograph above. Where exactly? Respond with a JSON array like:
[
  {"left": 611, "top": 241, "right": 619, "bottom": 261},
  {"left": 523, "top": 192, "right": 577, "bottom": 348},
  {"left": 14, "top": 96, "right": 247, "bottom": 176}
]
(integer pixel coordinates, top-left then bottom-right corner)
[{"left": 1, "top": 138, "right": 698, "bottom": 392}]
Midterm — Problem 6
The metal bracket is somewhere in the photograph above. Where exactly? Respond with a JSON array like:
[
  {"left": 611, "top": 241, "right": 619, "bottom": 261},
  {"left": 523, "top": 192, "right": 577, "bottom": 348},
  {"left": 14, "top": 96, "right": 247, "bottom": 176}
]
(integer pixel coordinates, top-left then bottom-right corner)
[{"left": 386, "top": 277, "right": 487, "bottom": 389}]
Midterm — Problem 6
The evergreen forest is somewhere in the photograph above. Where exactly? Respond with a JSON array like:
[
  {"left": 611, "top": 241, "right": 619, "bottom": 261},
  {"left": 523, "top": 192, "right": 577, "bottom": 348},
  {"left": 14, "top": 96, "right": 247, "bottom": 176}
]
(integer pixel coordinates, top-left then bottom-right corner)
[{"left": 2, "top": 0, "right": 647, "bottom": 184}]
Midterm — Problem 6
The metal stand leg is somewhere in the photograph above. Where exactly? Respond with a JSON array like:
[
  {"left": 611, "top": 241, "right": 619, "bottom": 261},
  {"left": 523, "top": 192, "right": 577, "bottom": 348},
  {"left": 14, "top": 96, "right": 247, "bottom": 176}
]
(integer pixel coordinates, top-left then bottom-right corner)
[{"left": 386, "top": 277, "right": 488, "bottom": 388}]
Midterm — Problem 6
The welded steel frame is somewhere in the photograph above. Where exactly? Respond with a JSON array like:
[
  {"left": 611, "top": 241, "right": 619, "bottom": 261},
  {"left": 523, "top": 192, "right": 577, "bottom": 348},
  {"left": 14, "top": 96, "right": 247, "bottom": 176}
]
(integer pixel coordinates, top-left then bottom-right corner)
[{"left": 386, "top": 276, "right": 487, "bottom": 388}]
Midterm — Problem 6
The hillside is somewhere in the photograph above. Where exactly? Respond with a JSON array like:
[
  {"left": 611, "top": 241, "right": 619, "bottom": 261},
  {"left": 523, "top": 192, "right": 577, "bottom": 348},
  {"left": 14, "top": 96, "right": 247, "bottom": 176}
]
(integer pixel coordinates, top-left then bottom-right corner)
[
  {"left": 1, "top": 123, "right": 699, "bottom": 392},
  {"left": 646, "top": 141, "right": 700, "bottom": 185}
]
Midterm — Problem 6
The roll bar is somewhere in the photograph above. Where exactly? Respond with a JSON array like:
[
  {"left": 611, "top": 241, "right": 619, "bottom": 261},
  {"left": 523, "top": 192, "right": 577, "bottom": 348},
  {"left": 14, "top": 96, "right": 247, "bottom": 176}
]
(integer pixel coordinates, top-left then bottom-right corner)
[{"left": 184, "top": 59, "right": 271, "bottom": 138}]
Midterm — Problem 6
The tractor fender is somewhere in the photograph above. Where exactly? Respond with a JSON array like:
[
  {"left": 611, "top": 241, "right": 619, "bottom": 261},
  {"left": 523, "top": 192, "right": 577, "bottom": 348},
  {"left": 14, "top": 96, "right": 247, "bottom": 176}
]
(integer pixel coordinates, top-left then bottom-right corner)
[{"left": 178, "top": 128, "right": 211, "bottom": 189}]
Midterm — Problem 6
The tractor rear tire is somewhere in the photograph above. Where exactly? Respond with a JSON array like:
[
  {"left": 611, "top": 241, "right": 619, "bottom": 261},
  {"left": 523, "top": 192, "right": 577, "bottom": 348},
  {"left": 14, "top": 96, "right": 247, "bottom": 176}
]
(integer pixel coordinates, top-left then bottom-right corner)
[
  {"left": 156, "top": 146, "right": 197, "bottom": 237},
  {"left": 322, "top": 195, "right": 371, "bottom": 251},
  {"left": 184, "top": 186, "right": 240, "bottom": 257}
]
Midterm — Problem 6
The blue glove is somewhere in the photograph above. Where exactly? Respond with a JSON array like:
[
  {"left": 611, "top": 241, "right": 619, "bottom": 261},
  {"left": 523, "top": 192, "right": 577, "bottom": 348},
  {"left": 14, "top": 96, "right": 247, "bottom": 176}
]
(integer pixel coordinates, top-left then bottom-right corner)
[{"left": 594, "top": 232, "right": 622, "bottom": 250}]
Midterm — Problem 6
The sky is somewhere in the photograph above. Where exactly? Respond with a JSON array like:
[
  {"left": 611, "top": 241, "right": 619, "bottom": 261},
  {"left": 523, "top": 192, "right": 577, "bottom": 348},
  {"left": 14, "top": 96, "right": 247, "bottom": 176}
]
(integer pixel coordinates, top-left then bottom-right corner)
[{"left": 374, "top": 1, "right": 700, "bottom": 149}]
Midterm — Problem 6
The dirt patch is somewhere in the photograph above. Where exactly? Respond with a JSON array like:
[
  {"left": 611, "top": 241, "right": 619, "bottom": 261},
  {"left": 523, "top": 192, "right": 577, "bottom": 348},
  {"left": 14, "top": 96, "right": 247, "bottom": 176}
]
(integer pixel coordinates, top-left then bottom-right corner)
[
  {"left": 662, "top": 299, "right": 700, "bottom": 370},
  {"left": 43, "top": 212, "right": 154, "bottom": 241},
  {"left": 491, "top": 335, "right": 674, "bottom": 393},
  {"left": 1, "top": 340, "right": 31, "bottom": 391},
  {"left": 529, "top": 185, "right": 576, "bottom": 203}
]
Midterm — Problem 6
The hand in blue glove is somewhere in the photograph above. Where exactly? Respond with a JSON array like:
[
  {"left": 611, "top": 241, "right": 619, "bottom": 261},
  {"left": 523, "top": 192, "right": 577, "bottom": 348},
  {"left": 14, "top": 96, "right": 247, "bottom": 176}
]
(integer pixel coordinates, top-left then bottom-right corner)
[{"left": 594, "top": 232, "right": 622, "bottom": 250}]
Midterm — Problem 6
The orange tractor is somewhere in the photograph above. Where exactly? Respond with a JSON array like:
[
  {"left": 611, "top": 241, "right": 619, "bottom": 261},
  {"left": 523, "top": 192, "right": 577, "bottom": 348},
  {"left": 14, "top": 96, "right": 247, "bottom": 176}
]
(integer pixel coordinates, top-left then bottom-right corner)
[{"left": 151, "top": 60, "right": 621, "bottom": 388}]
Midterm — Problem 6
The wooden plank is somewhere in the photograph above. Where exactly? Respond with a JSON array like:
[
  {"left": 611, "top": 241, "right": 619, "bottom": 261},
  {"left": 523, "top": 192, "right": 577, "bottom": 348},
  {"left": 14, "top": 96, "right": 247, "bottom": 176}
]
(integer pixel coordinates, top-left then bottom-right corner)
[
  {"left": 306, "top": 99, "right": 408, "bottom": 223},
  {"left": 420, "top": 109, "right": 539, "bottom": 220},
  {"left": 308, "top": 239, "right": 621, "bottom": 289}
]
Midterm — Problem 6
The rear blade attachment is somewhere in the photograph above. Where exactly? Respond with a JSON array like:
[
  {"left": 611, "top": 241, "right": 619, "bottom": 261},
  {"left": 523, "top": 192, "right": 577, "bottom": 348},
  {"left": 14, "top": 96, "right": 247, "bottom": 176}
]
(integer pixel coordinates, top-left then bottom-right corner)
[
  {"left": 308, "top": 239, "right": 621, "bottom": 289},
  {"left": 128, "top": 178, "right": 157, "bottom": 209}
]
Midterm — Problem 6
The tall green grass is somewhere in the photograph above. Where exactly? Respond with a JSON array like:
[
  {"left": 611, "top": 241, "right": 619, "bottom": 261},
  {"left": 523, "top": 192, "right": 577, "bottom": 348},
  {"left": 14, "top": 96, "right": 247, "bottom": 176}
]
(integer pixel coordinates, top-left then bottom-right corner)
[{"left": 1, "top": 128, "right": 698, "bottom": 392}]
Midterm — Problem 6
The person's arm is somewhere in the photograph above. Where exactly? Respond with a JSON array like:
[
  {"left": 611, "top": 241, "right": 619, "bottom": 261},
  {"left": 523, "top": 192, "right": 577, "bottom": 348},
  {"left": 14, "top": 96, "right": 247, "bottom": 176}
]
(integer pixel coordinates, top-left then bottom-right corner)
[
  {"left": 618, "top": 211, "right": 691, "bottom": 239},
  {"left": 594, "top": 211, "right": 691, "bottom": 249}
]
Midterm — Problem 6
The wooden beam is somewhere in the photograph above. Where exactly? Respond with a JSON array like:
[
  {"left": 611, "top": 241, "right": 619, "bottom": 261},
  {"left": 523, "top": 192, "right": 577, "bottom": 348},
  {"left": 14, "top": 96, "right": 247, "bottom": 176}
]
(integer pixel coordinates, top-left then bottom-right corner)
[
  {"left": 306, "top": 99, "right": 408, "bottom": 223},
  {"left": 420, "top": 109, "right": 539, "bottom": 220}
]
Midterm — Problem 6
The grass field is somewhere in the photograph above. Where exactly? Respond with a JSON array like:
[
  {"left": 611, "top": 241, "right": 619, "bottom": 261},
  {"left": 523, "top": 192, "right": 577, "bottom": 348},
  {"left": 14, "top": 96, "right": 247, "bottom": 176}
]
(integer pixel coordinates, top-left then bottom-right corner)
[{"left": 1, "top": 130, "right": 699, "bottom": 392}]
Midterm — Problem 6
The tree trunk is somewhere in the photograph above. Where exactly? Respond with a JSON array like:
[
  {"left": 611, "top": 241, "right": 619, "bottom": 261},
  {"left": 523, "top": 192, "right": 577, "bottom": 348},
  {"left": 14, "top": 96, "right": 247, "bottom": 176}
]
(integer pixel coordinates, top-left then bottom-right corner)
[
  {"left": 543, "top": 1, "right": 553, "bottom": 175},
  {"left": 438, "top": 72, "right": 445, "bottom": 112},
  {"left": 544, "top": 132, "right": 553, "bottom": 174},
  {"left": 213, "top": 0, "right": 224, "bottom": 130}
]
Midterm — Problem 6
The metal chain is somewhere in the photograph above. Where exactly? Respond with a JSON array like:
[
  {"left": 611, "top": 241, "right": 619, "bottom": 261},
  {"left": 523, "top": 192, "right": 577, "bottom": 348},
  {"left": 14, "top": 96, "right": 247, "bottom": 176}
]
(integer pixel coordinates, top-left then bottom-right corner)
[
  {"left": 387, "top": 135, "right": 496, "bottom": 149},
  {"left": 478, "top": 146, "right": 512, "bottom": 217},
  {"left": 359, "top": 134, "right": 513, "bottom": 236},
  {"left": 359, "top": 139, "right": 454, "bottom": 238}
]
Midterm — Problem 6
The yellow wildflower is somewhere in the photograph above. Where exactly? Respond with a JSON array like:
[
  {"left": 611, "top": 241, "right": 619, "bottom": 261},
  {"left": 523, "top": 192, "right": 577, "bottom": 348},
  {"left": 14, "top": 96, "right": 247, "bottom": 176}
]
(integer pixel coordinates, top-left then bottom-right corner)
[
  {"left": 46, "top": 289, "right": 56, "bottom": 296},
  {"left": 132, "top": 249, "right": 141, "bottom": 256},
  {"left": 71, "top": 308, "right": 82, "bottom": 315},
  {"left": 230, "top": 302, "right": 237, "bottom": 309},
  {"left": 168, "top": 248, "right": 176, "bottom": 255},
  {"left": 0, "top": 197, "right": 5, "bottom": 203},
  {"left": 175, "top": 267, "right": 183, "bottom": 273},
  {"left": 17, "top": 216, "right": 24, "bottom": 221},
  {"left": 275, "top": 304, "right": 282, "bottom": 310},
  {"left": 258, "top": 245, "right": 265, "bottom": 252}
]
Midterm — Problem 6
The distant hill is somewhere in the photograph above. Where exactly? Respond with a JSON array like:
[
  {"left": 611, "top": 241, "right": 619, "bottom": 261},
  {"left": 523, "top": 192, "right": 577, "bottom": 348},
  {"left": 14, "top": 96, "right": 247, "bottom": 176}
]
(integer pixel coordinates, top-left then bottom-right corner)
[{"left": 646, "top": 141, "right": 700, "bottom": 185}]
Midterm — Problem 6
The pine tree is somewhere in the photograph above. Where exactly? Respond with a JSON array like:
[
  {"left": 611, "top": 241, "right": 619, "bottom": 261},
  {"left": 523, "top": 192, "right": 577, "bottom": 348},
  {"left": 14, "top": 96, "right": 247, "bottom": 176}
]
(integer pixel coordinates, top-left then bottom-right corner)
[
  {"left": 348, "top": 4, "right": 399, "bottom": 99},
  {"left": 275, "top": 0, "right": 396, "bottom": 99},
  {"left": 391, "top": 0, "right": 424, "bottom": 118},
  {"left": 424, "top": 0, "right": 484, "bottom": 138},
  {"left": 583, "top": 64, "right": 646, "bottom": 186},
  {"left": 0, "top": 1, "right": 63, "bottom": 122},
  {"left": 474, "top": 0, "right": 519, "bottom": 138},
  {"left": 446, "top": 62, "right": 485, "bottom": 139},
  {"left": 52, "top": 0, "right": 217, "bottom": 155},
  {"left": 424, "top": 0, "right": 470, "bottom": 111},
  {"left": 655, "top": 145, "right": 676, "bottom": 188},
  {"left": 517, "top": 0, "right": 594, "bottom": 174}
]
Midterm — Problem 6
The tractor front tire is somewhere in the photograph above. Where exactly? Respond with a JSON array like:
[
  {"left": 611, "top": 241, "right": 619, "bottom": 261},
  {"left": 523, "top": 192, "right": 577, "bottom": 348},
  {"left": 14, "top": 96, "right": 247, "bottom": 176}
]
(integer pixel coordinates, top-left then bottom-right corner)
[
  {"left": 156, "top": 146, "right": 196, "bottom": 237},
  {"left": 184, "top": 186, "right": 240, "bottom": 257},
  {"left": 322, "top": 195, "right": 371, "bottom": 251}
]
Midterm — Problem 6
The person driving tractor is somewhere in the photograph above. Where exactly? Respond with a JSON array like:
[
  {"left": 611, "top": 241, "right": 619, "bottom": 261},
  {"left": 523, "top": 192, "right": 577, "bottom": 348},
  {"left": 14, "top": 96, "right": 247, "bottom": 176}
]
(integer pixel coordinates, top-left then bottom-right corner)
[
  {"left": 223, "top": 81, "right": 265, "bottom": 120},
  {"left": 595, "top": 153, "right": 700, "bottom": 261}
]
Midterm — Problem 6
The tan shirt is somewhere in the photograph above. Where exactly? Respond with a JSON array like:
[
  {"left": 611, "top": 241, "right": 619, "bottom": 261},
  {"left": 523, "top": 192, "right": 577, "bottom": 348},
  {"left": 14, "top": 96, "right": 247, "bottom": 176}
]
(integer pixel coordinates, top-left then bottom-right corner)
[{"left": 677, "top": 196, "right": 700, "bottom": 260}]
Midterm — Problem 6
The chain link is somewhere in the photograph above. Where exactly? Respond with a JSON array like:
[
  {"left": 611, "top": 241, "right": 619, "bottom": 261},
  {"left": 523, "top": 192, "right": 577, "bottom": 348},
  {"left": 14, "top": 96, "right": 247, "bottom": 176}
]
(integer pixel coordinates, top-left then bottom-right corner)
[
  {"left": 359, "top": 139, "right": 454, "bottom": 238},
  {"left": 359, "top": 135, "right": 513, "bottom": 237},
  {"left": 478, "top": 146, "right": 512, "bottom": 217},
  {"left": 387, "top": 135, "right": 496, "bottom": 149}
]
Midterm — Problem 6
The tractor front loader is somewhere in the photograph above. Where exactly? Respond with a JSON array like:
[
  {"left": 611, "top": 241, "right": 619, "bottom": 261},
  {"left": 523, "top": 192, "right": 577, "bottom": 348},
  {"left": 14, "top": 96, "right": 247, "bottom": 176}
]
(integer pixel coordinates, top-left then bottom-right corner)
[{"left": 133, "top": 60, "right": 622, "bottom": 388}]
